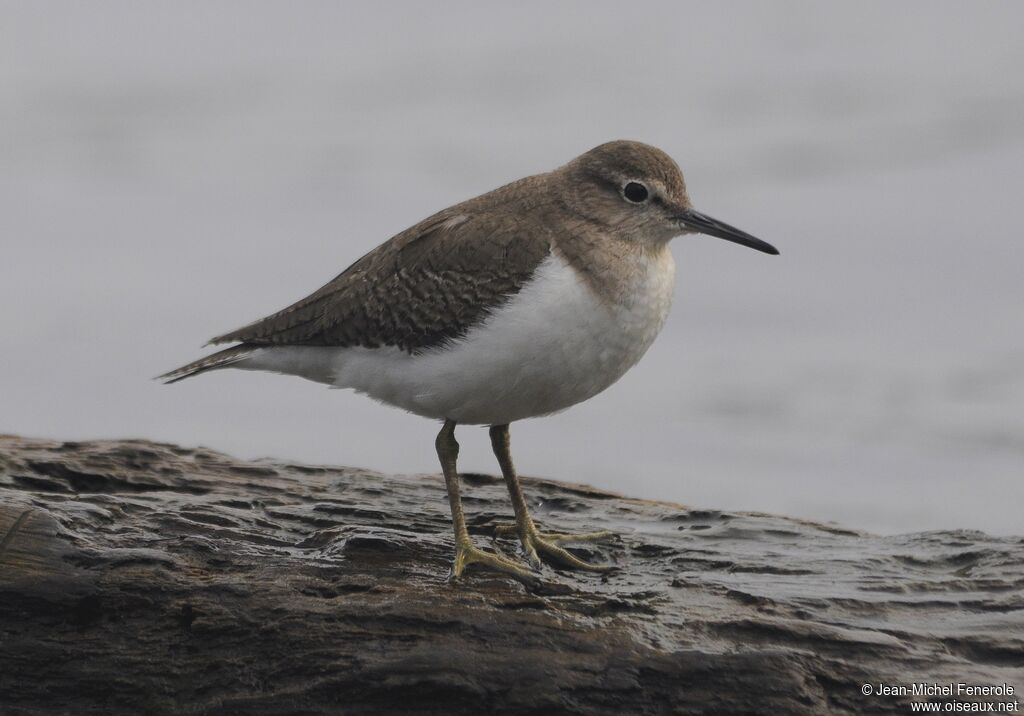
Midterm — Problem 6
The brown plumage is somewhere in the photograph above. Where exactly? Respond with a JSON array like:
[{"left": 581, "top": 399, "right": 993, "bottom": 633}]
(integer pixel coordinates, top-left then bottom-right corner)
[
  {"left": 208, "top": 183, "right": 554, "bottom": 354},
  {"left": 160, "top": 140, "right": 772, "bottom": 387},
  {"left": 204, "top": 140, "right": 690, "bottom": 350},
  {"left": 161, "top": 139, "right": 777, "bottom": 582}
]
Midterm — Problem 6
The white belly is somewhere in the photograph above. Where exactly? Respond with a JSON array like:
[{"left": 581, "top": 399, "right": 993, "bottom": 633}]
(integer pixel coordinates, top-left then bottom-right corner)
[{"left": 242, "top": 250, "right": 675, "bottom": 425}]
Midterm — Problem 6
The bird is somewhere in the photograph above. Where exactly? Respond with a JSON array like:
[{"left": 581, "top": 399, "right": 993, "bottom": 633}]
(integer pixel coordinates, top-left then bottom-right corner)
[{"left": 160, "top": 140, "right": 778, "bottom": 584}]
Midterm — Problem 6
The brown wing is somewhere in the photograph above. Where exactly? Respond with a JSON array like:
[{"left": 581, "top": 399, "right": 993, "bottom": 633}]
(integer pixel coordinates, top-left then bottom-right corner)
[{"left": 209, "top": 207, "right": 552, "bottom": 353}]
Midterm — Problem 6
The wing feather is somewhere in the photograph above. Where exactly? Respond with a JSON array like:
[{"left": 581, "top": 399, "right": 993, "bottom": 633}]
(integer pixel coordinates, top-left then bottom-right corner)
[{"left": 209, "top": 204, "right": 552, "bottom": 353}]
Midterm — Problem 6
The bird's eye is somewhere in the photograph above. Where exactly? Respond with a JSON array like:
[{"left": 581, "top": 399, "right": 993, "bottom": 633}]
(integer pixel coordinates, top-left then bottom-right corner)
[{"left": 623, "top": 181, "right": 649, "bottom": 204}]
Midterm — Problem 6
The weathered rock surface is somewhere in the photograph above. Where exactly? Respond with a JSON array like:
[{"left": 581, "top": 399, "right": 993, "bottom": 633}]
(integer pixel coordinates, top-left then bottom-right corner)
[{"left": 0, "top": 435, "right": 1021, "bottom": 715}]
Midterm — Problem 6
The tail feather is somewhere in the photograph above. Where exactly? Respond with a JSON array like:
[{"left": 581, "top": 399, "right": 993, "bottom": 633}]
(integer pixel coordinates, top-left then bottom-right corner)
[{"left": 157, "top": 345, "right": 256, "bottom": 384}]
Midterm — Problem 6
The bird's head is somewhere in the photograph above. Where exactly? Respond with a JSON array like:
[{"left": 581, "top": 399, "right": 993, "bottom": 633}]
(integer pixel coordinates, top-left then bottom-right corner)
[{"left": 559, "top": 140, "right": 778, "bottom": 255}]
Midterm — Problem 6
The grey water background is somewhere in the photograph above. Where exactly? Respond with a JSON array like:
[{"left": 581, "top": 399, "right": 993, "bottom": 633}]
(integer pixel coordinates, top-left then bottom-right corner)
[{"left": 3, "top": 2, "right": 1022, "bottom": 535}]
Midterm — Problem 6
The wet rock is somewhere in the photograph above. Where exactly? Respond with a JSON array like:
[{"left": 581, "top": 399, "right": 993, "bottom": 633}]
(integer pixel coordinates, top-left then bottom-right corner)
[{"left": 0, "top": 435, "right": 1021, "bottom": 715}]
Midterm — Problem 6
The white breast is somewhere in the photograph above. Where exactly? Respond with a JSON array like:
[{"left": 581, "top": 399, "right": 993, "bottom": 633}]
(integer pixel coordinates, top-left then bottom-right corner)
[{"left": 242, "top": 249, "right": 676, "bottom": 425}]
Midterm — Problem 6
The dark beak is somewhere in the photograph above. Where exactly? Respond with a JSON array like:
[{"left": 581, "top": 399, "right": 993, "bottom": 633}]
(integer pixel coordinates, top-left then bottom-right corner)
[{"left": 677, "top": 209, "right": 779, "bottom": 255}]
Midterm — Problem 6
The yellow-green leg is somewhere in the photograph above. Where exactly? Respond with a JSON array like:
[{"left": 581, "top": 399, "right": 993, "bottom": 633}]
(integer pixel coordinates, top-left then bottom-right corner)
[
  {"left": 489, "top": 424, "right": 614, "bottom": 571},
  {"left": 436, "top": 420, "right": 536, "bottom": 584}
]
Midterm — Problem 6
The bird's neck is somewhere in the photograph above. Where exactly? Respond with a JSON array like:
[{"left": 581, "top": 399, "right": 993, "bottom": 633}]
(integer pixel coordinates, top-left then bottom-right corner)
[{"left": 553, "top": 227, "right": 675, "bottom": 308}]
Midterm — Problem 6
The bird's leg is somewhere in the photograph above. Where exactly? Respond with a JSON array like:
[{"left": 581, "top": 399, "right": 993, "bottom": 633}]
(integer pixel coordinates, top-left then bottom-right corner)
[
  {"left": 489, "top": 424, "right": 613, "bottom": 571},
  {"left": 435, "top": 420, "right": 536, "bottom": 584}
]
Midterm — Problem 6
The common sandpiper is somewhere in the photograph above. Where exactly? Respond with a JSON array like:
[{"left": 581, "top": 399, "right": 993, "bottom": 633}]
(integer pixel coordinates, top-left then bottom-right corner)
[{"left": 161, "top": 140, "right": 779, "bottom": 584}]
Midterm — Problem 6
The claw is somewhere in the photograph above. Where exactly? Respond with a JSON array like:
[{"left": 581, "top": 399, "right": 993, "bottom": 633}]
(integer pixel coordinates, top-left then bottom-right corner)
[
  {"left": 493, "top": 522, "right": 615, "bottom": 572},
  {"left": 532, "top": 534, "right": 610, "bottom": 572},
  {"left": 449, "top": 537, "right": 539, "bottom": 586}
]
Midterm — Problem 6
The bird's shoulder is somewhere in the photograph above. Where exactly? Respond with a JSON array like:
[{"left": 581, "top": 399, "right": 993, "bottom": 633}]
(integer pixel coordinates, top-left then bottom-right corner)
[{"left": 210, "top": 182, "right": 557, "bottom": 352}]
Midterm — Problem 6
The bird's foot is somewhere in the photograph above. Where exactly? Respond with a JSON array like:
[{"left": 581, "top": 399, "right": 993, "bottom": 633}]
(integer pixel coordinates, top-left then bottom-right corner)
[
  {"left": 493, "top": 522, "right": 615, "bottom": 571},
  {"left": 449, "top": 537, "right": 538, "bottom": 586}
]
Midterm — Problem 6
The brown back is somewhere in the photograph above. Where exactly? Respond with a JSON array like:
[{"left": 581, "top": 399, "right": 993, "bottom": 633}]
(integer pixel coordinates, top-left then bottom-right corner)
[{"left": 210, "top": 177, "right": 555, "bottom": 353}]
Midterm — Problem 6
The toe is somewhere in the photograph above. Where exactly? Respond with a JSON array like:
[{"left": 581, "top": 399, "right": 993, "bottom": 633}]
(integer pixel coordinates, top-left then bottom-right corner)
[
  {"left": 451, "top": 541, "right": 540, "bottom": 585},
  {"left": 534, "top": 538, "right": 610, "bottom": 572},
  {"left": 544, "top": 530, "right": 616, "bottom": 545}
]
